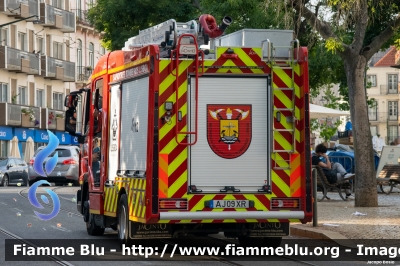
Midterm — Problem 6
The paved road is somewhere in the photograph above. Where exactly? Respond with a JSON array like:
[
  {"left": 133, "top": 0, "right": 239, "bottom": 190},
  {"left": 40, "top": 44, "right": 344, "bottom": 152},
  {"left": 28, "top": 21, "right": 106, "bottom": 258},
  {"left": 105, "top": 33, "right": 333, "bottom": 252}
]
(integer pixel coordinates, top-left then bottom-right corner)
[{"left": 0, "top": 185, "right": 370, "bottom": 265}]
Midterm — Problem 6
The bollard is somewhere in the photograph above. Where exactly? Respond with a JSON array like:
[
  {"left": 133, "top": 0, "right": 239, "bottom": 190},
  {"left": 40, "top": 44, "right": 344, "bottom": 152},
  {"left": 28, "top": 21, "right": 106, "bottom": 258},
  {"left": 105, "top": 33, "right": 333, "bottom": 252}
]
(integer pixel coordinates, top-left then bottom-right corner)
[{"left": 312, "top": 167, "right": 318, "bottom": 227}]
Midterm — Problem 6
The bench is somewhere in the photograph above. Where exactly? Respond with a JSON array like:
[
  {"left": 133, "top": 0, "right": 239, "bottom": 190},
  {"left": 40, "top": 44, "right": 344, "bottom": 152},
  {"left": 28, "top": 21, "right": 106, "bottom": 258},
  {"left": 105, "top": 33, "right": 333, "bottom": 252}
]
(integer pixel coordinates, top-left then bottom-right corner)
[
  {"left": 313, "top": 165, "right": 353, "bottom": 201},
  {"left": 377, "top": 164, "right": 400, "bottom": 194}
]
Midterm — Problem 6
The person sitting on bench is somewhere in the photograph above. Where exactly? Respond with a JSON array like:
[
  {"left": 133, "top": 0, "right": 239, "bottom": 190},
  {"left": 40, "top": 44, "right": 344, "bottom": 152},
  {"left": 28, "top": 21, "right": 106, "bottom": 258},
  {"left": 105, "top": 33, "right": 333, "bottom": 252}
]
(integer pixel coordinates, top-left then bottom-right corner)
[{"left": 312, "top": 144, "right": 355, "bottom": 199}]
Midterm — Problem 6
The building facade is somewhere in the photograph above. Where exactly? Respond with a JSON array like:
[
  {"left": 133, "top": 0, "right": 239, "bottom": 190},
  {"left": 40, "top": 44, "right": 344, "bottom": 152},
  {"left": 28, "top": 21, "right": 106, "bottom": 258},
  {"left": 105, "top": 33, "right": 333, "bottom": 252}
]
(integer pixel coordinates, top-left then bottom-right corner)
[
  {"left": 366, "top": 47, "right": 400, "bottom": 144},
  {"left": 0, "top": 0, "right": 105, "bottom": 159}
]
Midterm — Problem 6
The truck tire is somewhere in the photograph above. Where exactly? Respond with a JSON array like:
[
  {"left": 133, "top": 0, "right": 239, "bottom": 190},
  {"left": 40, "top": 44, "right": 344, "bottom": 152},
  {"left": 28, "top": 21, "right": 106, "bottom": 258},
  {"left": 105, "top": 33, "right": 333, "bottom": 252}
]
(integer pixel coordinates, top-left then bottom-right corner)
[
  {"left": 118, "top": 194, "right": 142, "bottom": 246},
  {"left": 118, "top": 194, "right": 130, "bottom": 245},
  {"left": 85, "top": 192, "right": 105, "bottom": 236}
]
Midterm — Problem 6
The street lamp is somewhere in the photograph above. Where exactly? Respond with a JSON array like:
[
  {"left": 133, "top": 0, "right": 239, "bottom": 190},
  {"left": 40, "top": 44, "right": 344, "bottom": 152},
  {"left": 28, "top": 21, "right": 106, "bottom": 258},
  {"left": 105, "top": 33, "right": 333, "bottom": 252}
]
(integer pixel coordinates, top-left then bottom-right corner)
[{"left": 0, "top": 15, "right": 41, "bottom": 28}]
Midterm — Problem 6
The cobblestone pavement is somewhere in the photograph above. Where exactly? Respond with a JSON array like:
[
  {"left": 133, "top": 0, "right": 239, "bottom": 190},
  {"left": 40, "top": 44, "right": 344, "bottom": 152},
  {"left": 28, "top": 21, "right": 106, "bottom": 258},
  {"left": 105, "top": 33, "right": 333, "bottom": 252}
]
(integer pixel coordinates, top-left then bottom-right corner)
[{"left": 293, "top": 185, "right": 400, "bottom": 239}]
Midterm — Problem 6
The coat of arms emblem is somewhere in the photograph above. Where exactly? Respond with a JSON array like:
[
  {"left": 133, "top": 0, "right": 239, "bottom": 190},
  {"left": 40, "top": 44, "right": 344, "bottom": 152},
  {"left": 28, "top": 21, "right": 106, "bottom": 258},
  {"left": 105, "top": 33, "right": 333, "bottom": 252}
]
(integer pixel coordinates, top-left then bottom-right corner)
[{"left": 207, "top": 104, "right": 252, "bottom": 159}]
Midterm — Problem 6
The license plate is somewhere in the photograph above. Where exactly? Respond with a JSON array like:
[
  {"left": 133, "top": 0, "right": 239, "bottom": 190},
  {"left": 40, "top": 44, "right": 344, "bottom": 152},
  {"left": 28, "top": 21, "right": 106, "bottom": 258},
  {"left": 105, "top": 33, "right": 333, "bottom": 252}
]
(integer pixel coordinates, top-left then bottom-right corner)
[{"left": 210, "top": 200, "right": 249, "bottom": 208}]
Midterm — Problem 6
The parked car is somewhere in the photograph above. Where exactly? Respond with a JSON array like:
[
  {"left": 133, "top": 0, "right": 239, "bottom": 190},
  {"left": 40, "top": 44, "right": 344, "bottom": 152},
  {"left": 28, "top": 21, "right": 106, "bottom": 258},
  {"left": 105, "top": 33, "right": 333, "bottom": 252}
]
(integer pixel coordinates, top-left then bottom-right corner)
[
  {"left": 28, "top": 145, "right": 80, "bottom": 186},
  {"left": 0, "top": 157, "right": 29, "bottom": 187}
]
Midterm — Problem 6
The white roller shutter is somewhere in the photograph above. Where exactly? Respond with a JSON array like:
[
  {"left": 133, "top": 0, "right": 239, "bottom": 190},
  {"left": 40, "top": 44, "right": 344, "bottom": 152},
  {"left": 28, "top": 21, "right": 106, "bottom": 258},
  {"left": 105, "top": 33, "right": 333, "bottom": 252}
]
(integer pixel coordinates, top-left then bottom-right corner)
[
  {"left": 119, "top": 77, "right": 149, "bottom": 172},
  {"left": 188, "top": 76, "right": 270, "bottom": 192}
]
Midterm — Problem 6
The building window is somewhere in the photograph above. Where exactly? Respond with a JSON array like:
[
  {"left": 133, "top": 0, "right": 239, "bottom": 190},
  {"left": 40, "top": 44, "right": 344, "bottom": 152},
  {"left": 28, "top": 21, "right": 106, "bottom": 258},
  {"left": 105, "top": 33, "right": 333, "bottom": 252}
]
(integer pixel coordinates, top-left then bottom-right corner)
[
  {"left": 53, "top": 42, "right": 63, "bottom": 60},
  {"left": 36, "top": 37, "right": 43, "bottom": 54},
  {"left": 17, "top": 86, "right": 27, "bottom": 105},
  {"left": 1, "top": 28, "right": 8, "bottom": 46},
  {"left": 0, "top": 83, "right": 8, "bottom": 103},
  {"left": 370, "top": 126, "right": 378, "bottom": 137},
  {"left": 36, "top": 89, "right": 44, "bottom": 107},
  {"left": 89, "top": 42, "right": 94, "bottom": 68},
  {"left": 53, "top": 92, "right": 63, "bottom": 110},
  {"left": 18, "top": 32, "right": 26, "bottom": 51},
  {"left": 0, "top": 140, "right": 9, "bottom": 157},
  {"left": 100, "top": 45, "right": 105, "bottom": 55},
  {"left": 88, "top": 0, "right": 94, "bottom": 7},
  {"left": 367, "top": 75, "right": 377, "bottom": 87},
  {"left": 77, "top": 39, "right": 82, "bottom": 68},
  {"left": 388, "top": 101, "right": 398, "bottom": 120},
  {"left": 388, "top": 125, "right": 398, "bottom": 143},
  {"left": 52, "top": 0, "right": 64, "bottom": 9},
  {"left": 368, "top": 100, "right": 377, "bottom": 120},
  {"left": 388, "top": 74, "right": 398, "bottom": 94}
]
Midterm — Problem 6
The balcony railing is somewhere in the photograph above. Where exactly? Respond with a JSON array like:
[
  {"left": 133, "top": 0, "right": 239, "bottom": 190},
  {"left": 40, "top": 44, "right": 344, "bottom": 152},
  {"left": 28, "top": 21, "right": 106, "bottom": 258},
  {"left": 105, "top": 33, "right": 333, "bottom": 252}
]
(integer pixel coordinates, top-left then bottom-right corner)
[
  {"left": 368, "top": 111, "right": 399, "bottom": 122},
  {"left": 76, "top": 66, "right": 92, "bottom": 82},
  {"left": 0, "top": 46, "right": 40, "bottom": 75},
  {"left": 0, "top": 103, "right": 64, "bottom": 130},
  {"left": 40, "top": 3, "right": 75, "bottom": 32},
  {"left": 0, "top": 102, "right": 40, "bottom": 127},
  {"left": 72, "top": 9, "right": 92, "bottom": 26},
  {"left": 380, "top": 85, "right": 399, "bottom": 94},
  {"left": 0, "top": 0, "right": 39, "bottom": 20},
  {"left": 41, "top": 56, "right": 75, "bottom": 82}
]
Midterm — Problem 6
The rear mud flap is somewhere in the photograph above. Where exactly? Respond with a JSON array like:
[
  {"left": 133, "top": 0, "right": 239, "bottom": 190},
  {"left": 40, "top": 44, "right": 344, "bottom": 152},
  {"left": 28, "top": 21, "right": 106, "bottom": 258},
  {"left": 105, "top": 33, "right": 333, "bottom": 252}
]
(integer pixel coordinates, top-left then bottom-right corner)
[
  {"left": 248, "top": 222, "right": 289, "bottom": 237},
  {"left": 129, "top": 222, "right": 173, "bottom": 239}
]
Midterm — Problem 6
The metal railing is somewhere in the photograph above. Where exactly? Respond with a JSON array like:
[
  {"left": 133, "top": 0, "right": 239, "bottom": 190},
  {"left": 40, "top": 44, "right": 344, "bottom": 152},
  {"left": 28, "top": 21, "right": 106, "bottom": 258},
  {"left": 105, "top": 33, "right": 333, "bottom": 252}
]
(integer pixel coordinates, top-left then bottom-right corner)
[
  {"left": 72, "top": 9, "right": 92, "bottom": 26},
  {"left": 61, "top": 9, "right": 75, "bottom": 32},
  {"left": 28, "top": 0, "right": 39, "bottom": 17},
  {"left": 2, "top": 47, "right": 40, "bottom": 74},
  {"left": 41, "top": 56, "right": 75, "bottom": 82},
  {"left": 368, "top": 112, "right": 398, "bottom": 122},
  {"left": 76, "top": 66, "right": 92, "bottom": 81},
  {"left": 380, "top": 85, "right": 399, "bottom": 94}
]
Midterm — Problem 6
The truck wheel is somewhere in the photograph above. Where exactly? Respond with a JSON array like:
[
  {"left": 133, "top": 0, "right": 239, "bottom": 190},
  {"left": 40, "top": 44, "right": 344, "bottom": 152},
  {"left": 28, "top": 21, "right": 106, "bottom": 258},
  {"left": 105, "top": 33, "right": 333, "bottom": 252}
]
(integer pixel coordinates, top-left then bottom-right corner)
[
  {"left": 262, "top": 237, "right": 282, "bottom": 248},
  {"left": 86, "top": 214, "right": 105, "bottom": 236},
  {"left": 118, "top": 194, "right": 130, "bottom": 245},
  {"left": 238, "top": 236, "right": 263, "bottom": 247},
  {"left": 118, "top": 194, "right": 142, "bottom": 246}
]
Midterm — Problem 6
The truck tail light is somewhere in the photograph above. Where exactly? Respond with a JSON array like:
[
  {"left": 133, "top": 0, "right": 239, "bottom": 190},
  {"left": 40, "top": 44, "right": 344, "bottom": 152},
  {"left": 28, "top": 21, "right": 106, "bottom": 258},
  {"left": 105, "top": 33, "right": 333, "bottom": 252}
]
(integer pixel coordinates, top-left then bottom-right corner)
[
  {"left": 29, "top": 159, "right": 34, "bottom": 165},
  {"left": 271, "top": 198, "right": 300, "bottom": 210},
  {"left": 159, "top": 199, "right": 188, "bottom": 210},
  {"left": 62, "top": 159, "right": 77, "bottom": 165}
]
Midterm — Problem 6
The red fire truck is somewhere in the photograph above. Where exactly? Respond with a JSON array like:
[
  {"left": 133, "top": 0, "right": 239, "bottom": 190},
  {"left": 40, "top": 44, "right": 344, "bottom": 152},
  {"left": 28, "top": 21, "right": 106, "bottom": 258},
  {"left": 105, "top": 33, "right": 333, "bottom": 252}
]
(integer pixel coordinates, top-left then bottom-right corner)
[{"left": 64, "top": 14, "right": 312, "bottom": 247}]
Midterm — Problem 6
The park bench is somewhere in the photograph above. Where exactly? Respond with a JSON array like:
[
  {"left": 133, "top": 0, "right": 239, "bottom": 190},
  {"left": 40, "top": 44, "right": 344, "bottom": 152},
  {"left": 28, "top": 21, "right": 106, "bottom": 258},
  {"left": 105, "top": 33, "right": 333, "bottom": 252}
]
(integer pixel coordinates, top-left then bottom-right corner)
[{"left": 313, "top": 165, "right": 353, "bottom": 201}]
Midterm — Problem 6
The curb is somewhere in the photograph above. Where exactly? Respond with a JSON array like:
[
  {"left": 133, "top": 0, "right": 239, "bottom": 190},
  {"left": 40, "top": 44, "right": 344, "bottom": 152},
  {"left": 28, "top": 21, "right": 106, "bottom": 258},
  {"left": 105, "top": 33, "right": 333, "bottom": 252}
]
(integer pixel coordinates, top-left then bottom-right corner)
[{"left": 290, "top": 225, "right": 357, "bottom": 248}]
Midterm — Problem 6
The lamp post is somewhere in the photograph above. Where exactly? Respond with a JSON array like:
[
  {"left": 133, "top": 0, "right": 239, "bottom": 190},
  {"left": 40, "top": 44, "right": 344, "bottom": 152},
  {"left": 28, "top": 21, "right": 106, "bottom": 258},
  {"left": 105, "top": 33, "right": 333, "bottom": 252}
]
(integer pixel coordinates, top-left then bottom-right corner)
[{"left": 0, "top": 15, "right": 41, "bottom": 46}]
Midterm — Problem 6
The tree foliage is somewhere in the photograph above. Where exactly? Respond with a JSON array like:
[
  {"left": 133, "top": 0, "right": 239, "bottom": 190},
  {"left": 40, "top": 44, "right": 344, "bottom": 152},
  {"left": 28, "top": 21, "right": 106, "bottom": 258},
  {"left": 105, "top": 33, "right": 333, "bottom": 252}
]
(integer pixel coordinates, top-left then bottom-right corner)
[{"left": 87, "top": 0, "right": 199, "bottom": 50}]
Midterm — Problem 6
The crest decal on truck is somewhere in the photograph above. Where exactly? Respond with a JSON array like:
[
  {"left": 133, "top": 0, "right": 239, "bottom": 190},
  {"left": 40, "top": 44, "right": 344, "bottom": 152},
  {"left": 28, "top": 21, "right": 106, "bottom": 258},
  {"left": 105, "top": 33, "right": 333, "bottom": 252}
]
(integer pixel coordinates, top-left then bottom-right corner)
[{"left": 207, "top": 104, "right": 252, "bottom": 159}]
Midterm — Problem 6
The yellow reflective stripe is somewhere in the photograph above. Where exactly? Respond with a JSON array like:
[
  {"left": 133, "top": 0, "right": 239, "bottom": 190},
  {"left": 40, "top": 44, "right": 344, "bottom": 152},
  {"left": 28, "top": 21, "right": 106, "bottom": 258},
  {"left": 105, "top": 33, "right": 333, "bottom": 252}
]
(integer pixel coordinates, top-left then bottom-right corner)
[
  {"left": 168, "top": 170, "right": 187, "bottom": 197},
  {"left": 271, "top": 171, "right": 290, "bottom": 197},
  {"left": 159, "top": 60, "right": 170, "bottom": 73},
  {"left": 275, "top": 131, "right": 292, "bottom": 151},
  {"left": 159, "top": 60, "right": 191, "bottom": 96},
  {"left": 108, "top": 56, "right": 150, "bottom": 74},
  {"left": 235, "top": 48, "right": 264, "bottom": 74},
  {"left": 273, "top": 90, "right": 292, "bottom": 110}
]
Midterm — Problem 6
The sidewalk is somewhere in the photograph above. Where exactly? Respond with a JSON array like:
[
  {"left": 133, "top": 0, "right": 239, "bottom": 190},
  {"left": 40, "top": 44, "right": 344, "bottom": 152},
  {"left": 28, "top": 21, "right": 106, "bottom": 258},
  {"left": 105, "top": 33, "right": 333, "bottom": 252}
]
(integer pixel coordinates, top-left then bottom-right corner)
[{"left": 291, "top": 185, "right": 400, "bottom": 240}]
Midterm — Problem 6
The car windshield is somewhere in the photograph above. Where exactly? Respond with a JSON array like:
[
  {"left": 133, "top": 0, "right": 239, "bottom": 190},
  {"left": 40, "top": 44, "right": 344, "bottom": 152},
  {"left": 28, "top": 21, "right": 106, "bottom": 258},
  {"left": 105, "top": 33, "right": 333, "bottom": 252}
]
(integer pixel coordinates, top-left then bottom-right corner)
[
  {"left": 34, "top": 148, "right": 72, "bottom": 158},
  {"left": 0, "top": 159, "right": 8, "bottom": 167},
  {"left": 49, "top": 149, "right": 72, "bottom": 158}
]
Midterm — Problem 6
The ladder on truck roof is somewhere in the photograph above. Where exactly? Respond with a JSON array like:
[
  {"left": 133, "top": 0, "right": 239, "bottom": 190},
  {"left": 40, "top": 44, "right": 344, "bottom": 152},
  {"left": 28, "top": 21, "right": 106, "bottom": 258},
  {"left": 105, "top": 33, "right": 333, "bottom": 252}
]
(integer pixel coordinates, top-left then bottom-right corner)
[
  {"left": 122, "top": 18, "right": 207, "bottom": 58},
  {"left": 263, "top": 39, "right": 300, "bottom": 170}
]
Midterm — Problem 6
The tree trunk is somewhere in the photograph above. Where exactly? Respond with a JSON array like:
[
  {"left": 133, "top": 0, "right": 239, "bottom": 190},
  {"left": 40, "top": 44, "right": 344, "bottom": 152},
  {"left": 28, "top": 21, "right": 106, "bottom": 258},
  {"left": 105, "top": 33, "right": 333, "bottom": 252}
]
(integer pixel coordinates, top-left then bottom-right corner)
[{"left": 343, "top": 54, "right": 378, "bottom": 207}]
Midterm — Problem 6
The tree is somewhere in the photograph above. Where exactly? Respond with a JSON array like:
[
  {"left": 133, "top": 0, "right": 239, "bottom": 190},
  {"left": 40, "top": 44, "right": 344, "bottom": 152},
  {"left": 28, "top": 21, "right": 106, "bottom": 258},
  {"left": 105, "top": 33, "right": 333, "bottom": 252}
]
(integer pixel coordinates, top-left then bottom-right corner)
[
  {"left": 87, "top": 0, "right": 199, "bottom": 50},
  {"left": 276, "top": 0, "right": 400, "bottom": 207}
]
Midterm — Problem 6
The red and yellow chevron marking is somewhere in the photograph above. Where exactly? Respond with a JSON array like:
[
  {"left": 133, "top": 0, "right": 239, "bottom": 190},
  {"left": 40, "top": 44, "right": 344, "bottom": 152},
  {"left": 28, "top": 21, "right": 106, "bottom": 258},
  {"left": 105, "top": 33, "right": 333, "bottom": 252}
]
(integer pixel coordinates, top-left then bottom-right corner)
[
  {"left": 290, "top": 153, "right": 302, "bottom": 197},
  {"left": 103, "top": 177, "right": 146, "bottom": 222},
  {"left": 156, "top": 47, "right": 306, "bottom": 224}
]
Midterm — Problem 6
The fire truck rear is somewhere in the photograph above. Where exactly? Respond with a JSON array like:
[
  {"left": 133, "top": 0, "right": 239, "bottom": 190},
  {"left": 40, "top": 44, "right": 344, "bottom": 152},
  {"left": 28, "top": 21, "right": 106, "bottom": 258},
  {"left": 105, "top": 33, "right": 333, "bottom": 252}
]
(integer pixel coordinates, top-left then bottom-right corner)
[{"left": 64, "top": 14, "right": 312, "bottom": 247}]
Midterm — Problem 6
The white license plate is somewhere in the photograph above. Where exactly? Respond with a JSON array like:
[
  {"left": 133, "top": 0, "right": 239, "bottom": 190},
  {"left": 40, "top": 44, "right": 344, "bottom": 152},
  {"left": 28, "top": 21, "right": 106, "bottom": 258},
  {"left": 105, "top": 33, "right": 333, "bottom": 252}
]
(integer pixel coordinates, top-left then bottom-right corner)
[{"left": 210, "top": 200, "right": 249, "bottom": 208}]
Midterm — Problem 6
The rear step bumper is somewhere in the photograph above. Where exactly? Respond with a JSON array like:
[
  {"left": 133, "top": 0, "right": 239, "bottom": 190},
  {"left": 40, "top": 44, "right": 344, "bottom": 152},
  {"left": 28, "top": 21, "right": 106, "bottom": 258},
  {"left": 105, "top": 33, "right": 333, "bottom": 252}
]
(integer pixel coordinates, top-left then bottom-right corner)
[{"left": 160, "top": 211, "right": 304, "bottom": 220}]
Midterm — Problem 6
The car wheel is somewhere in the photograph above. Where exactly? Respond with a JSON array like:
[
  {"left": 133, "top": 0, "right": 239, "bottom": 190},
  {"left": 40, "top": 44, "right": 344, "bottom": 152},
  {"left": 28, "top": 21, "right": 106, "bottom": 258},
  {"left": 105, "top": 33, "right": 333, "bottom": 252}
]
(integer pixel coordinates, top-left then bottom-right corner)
[
  {"left": 2, "top": 175, "right": 9, "bottom": 187},
  {"left": 28, "top": 180, "right": 35, "bottom": 186}
]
